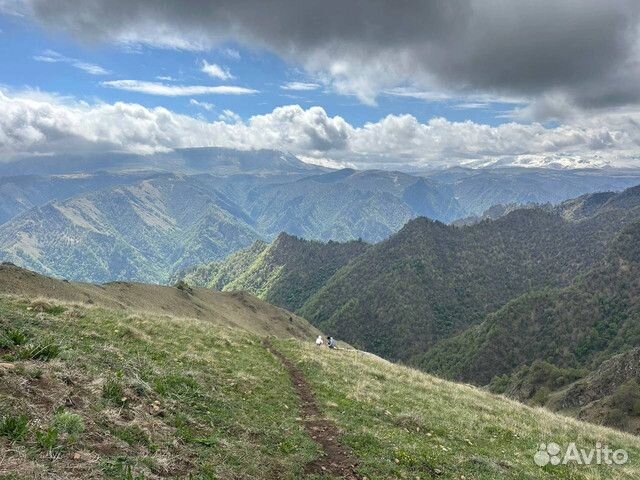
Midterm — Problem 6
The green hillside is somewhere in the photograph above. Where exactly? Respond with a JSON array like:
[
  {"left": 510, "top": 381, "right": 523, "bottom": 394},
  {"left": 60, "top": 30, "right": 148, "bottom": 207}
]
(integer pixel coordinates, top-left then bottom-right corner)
[
  {"left": 299, "top": 188, "right": 640, "bottom": 362},
  {"left": 190, "top": 185, "right": 640, "bottom": 367},
  {"left": 2, "top": 290, "right": 640, "bottom": 479},
  {"left": 180, "top": 233, "right": 368, "bottom": 312},
  {"left": 420, "top": 220, "right": 640, "bottom": 383},
  {"left": 418, "top": 221, "right": 640, "bottom": 430}
]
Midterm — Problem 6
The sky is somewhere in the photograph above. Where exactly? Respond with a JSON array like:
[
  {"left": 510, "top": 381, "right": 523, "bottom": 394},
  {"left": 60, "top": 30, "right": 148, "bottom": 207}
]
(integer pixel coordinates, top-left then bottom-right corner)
[{"left": 1, "top": 0, "right": 640, "bottom": 170}]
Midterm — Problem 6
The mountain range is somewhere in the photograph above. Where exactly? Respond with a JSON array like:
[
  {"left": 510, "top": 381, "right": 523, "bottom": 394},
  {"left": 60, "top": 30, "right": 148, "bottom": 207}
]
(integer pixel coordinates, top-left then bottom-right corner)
[
  {"left": 180, "top": 184, "right": 640, "bottom": 432},
  {"left": 2, "top": 147, "right": 640, "bottom": 283}
]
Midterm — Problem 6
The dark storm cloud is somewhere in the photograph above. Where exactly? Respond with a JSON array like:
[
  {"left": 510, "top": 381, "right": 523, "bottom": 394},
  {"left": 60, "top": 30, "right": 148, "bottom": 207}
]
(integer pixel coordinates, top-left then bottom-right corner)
[{"left": 22, "top": 0, "right": 640, "bottom": 112}]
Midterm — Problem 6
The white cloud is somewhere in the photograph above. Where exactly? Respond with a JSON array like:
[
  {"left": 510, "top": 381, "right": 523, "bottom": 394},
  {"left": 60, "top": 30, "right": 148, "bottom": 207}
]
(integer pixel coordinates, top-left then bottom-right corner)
[
  {"left": 384, "top": 87, "right": 451, "bottom": 103},
  {"left": 281, "top": 82, "right": 320, "bottom": 91},
  {"left": 1, "top": 89, "right": 640, "bottom": 169},
  {"left": 453, "top": 102, "right": 490, "bottom": 110},
  {"left": 200, "top": 60, "right": 233, "bottom": 80},
  {"left": 190, "top": 98, "right": 214, "bottom": 111},
  {"left": 101, "top": 80, "right": 257, "bottom": 96},
  {"left": 33, "top": 50, "right": 111, "bottom": 75},
  {"left": 218, "top": 109, "right": 242, "bottom": 123},
  {"left": 156, "top": 75, "right": 176, "bottom": 81}
]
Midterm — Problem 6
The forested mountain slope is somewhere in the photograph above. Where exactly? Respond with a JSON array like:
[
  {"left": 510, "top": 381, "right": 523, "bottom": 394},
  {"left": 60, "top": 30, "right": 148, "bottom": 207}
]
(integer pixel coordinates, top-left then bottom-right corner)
[
  {"left": 179, "top": 233, "right": 369, "bottom": 312},
  {"left": 422, "top": 219, "right": 640, "bottom": 381},
  {"left": 299, "top": 185, "right": 640, "bottom": 362},
  {"left": 193, "top": 186, "right": 640, "bottom": 372}
]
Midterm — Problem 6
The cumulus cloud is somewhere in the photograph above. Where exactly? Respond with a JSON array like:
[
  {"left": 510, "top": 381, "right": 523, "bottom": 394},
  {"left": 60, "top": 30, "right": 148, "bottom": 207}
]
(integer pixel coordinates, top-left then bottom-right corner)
[
  {"left": 281, "top": 82, "right": 320, "bottom": 91},
  {"left": 101, "top": 80, "right": 257, "bottom": 96},
  {"left": 20, "top": 0, "right": 640, "bottom": 115},
  {"left": 1, "top": 89, "right": 639, "bottom": 168},
  {"left": 33, "top": 49, "right": 111, "bottom": 75},
  {"left": 200, "top": 60, "right": 233, "bottom": 80}
]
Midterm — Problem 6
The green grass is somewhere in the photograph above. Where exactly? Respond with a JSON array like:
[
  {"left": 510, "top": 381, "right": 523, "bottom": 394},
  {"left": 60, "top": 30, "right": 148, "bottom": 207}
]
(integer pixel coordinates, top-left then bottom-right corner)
[
  {"left": 0, "top": 414, "right": 28, "bottom": 441},
  {"left": 2, "top": 293, "right": 640, "bottom": 479},
  {"left": 0, "top": 296, "right": 320, "bottom": 479},
  {"left": 275, "top": 339, "right": 640, "bottom": 480}
]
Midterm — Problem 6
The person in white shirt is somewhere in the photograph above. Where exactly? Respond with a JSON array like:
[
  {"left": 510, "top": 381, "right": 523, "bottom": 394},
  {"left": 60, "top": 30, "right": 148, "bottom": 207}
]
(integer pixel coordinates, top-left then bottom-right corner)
[{"left": 315, "top": 335, "right": 324, "bottom": 346}]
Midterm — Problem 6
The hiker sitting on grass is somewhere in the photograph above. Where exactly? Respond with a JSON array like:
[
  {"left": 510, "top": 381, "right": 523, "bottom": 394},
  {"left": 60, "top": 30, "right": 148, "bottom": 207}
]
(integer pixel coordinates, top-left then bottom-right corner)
[
  {"left": 315, "top": 335, "right": 324, "bottom": 346},
  {"left": 327, "top": 336, "right": 337, "bottom": 349}
]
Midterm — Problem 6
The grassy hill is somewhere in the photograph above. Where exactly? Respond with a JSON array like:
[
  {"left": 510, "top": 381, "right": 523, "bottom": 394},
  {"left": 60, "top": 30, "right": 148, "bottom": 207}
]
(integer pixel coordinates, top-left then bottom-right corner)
[
  {"left": 1, "top": 286, "right": 640, "bottom": 478},
  {"left": 0, "top": 263, "right": 319, "bottom": 339}
]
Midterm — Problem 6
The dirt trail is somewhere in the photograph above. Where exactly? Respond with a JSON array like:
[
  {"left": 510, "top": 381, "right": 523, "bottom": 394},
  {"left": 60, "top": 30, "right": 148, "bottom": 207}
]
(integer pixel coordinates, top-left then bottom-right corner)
[{"left": 263, "top": 340, "right": 361, "bottom": 479}]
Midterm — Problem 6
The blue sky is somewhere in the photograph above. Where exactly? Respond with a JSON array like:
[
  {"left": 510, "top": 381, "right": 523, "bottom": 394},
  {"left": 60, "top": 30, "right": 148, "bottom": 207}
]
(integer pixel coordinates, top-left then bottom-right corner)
[
  {"left": 1, "top": 1, "right": 639, "bottom": 170},
  {"left": 0, "top": 12, "right": 516, "bottom": 128}
]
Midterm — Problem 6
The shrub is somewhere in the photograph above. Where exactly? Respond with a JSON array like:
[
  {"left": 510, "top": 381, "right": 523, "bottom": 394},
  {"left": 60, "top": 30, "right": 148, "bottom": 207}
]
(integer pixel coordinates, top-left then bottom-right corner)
[
  {"left": 0, "top": 414, "right": 29, "bottom": 441},
  {"left": 531, "top": 386, "right": 551, "bottom": 406},
  {"left": 605, "top": 408, "right": 625, "bottom": 428},
  {"left": 612, "top": 380, "right": 640, "bottom": 414},
  {"left": 174, "top": 280, "right": 192, "bottom": 294}
]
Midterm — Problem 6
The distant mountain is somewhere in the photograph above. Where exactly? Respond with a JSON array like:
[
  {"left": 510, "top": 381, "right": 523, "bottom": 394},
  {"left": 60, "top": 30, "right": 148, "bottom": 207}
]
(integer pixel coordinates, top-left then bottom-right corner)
[
  {"left": 0, "top": 168, "right": 465, "bottom": 282},
  {"left": 2, "top": 146, "right": 640, "bottom": 284},
  {"left": 179, "top": 233, "right": 369, "bottom": 312},
  {"left": 425, "top": 166, "right": 640, "bottom": 216},
  {"left": 241, "top": 169, "right": 465, "bottom": 239},
  {"left": 0, "top": 175, "right": 261, "bottom": 282},
  {"left": 0, "top": 171, "right": 161, "bottom": 225}
]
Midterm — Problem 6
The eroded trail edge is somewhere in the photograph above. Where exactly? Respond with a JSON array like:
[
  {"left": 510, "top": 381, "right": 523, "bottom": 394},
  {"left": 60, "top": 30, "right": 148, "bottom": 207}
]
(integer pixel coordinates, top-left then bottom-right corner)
[{"left": 263, "top": 339, "right": 361, "bottom": 479}]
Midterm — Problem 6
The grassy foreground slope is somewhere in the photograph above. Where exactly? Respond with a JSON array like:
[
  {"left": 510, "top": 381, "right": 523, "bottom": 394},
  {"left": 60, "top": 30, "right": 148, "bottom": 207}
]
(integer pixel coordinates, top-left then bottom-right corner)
[
  {"left": 0, "top": 295, "right": 321, "bottom": 479},
  {"left": 275, "top": 339, "right": 640, "bottom": 480},
  {"left": 1, "top": 291, "right": 640, "bottom": 479}
]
